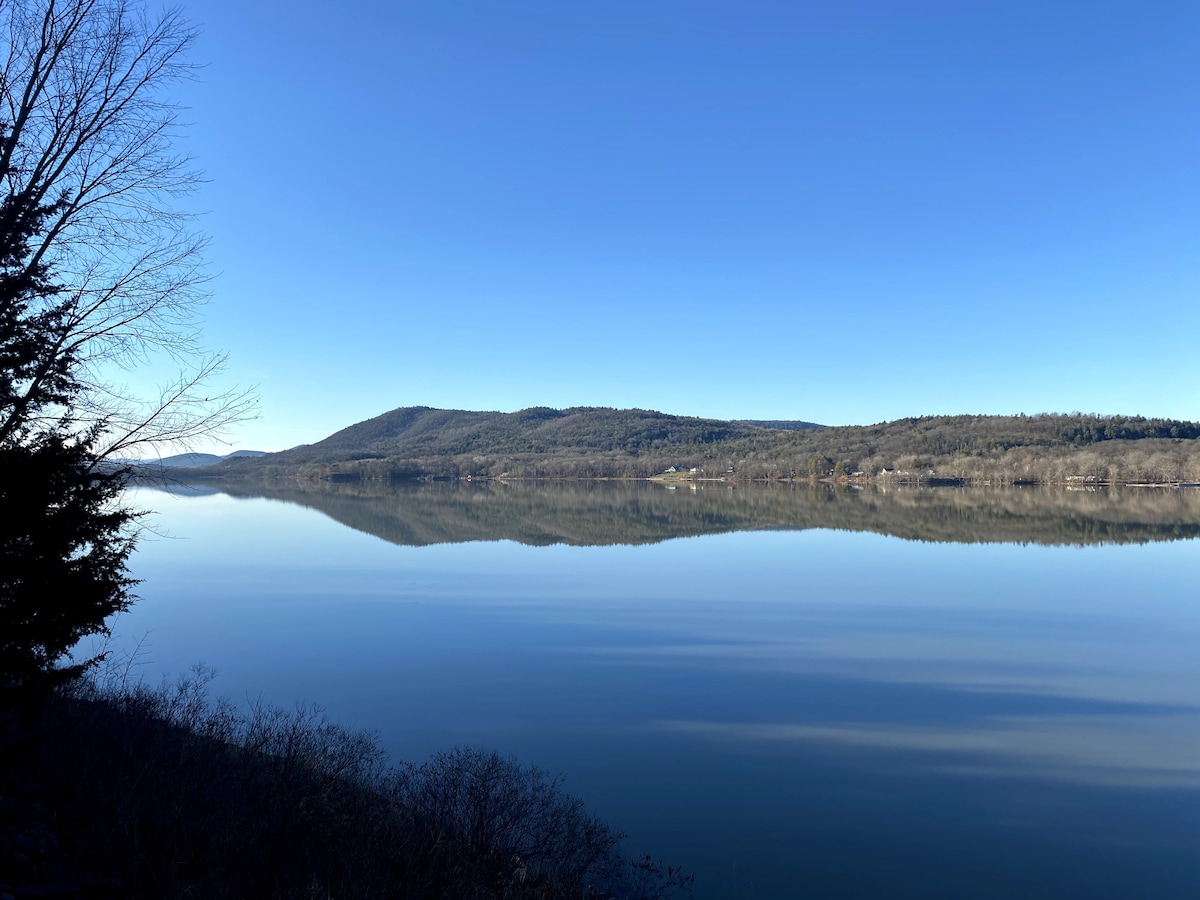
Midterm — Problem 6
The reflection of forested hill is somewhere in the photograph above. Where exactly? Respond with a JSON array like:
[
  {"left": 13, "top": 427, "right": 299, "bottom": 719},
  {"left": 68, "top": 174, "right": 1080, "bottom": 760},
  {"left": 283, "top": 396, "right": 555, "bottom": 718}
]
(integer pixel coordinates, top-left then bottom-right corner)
[{"left": 199, "top": 481, "right": 1200, "bottom": 548}]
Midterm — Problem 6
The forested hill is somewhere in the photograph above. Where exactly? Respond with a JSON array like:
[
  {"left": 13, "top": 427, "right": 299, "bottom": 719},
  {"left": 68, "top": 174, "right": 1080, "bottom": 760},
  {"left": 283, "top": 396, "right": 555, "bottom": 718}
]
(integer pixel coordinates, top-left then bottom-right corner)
[
  {"left": 243, "top": 406, "right": 822, "bottom": 465},
  {"left": 213, "top": 407, "right": 1200, "bottom": 484}
]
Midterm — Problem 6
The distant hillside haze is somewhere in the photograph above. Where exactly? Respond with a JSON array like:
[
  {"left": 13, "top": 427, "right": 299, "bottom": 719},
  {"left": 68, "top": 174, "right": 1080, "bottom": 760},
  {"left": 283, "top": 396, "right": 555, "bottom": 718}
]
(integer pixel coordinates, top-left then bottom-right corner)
[
  {"left": 145, "top": 450, "right": 267, "bottom": 469},
  {"left": 209, "top": 406, "right": 1200, "bottom": 485}
]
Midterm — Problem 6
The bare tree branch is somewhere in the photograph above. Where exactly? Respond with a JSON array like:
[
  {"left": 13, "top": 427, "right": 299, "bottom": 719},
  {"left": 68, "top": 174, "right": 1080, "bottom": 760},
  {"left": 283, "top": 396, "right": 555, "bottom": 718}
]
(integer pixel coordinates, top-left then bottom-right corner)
[{"left": 0, "top": 0, "right": 255, "bottom": 455}]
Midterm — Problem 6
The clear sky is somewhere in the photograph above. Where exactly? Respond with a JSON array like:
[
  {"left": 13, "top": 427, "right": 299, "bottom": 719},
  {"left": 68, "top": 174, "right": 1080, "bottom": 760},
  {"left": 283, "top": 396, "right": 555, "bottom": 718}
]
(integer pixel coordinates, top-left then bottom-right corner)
[{"left": 163, "top": 0, "right": 1199, "bottom": 452}]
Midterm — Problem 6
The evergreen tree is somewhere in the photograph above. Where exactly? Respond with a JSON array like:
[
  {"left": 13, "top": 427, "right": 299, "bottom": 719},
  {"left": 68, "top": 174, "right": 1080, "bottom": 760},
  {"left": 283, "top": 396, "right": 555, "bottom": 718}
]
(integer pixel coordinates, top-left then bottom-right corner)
[{"left": 0, "top": 433, "right": 136, "bottom": 695}]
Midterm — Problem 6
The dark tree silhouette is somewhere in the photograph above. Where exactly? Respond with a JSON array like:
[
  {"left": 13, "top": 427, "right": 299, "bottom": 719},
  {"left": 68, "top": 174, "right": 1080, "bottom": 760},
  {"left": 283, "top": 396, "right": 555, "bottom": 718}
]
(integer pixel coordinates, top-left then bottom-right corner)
[
  {"left": 0, "top": 107, "right": 136, "bottom": 696},
  {"left": 0, "top": 0, "right": 249, "bottom": 698},
  {"left": 0, "top": 435, "right": 136, "bottom": 695}
]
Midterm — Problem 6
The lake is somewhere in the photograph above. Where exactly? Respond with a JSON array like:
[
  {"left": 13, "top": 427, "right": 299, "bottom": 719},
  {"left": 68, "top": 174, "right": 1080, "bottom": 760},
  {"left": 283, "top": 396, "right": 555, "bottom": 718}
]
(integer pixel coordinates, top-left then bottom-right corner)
[{"left": 112, "top": 481, "right": 1200, "bottom": 899}]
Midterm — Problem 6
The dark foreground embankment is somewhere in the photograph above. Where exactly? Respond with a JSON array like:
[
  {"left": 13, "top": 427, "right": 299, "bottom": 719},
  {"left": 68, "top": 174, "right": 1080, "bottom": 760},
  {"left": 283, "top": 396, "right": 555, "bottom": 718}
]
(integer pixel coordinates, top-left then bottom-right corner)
[{"left": 1, "top": 669, "right": 692, "bottom": 899}]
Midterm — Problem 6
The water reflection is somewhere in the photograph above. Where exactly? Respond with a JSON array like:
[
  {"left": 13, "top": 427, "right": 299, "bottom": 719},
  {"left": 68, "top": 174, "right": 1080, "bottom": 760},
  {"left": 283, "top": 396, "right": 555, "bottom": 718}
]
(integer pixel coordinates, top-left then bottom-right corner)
[
  {"left": 167, "top": 478, "right": 1200, "bottom": 547},
  {"left": 118, "top": 484, "right": 1200, "bottom": 899},
  {"left": 657, "top": 714, "right": 1200, "bottom": 789}
]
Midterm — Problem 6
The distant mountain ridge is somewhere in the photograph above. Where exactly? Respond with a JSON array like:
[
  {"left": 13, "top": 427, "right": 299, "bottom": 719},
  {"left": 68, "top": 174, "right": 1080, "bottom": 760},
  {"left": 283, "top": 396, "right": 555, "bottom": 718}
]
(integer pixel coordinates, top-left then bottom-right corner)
[{"left": 139, "top": 450, "right": 267, "bottom": 469}]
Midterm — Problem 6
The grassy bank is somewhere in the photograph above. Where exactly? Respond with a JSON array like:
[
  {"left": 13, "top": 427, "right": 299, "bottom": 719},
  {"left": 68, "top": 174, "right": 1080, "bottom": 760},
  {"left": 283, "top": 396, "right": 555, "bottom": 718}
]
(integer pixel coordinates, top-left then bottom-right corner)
[{"left": 1, "top": 668, "right": 692, "bottom": 899}]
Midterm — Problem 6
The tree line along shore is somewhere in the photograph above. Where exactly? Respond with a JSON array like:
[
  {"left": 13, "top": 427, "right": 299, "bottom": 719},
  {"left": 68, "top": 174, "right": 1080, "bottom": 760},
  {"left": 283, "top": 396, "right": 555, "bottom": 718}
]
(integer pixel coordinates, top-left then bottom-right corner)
[{"left": 197, "top": 407, "right": 1200, "bottom": 487}]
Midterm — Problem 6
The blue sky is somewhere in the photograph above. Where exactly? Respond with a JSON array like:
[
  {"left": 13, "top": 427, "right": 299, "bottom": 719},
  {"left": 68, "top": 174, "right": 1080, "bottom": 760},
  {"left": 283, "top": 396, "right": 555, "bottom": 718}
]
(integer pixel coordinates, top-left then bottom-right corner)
[{"left": 166, "top": 1, "right": 1199, "bottom": 452}]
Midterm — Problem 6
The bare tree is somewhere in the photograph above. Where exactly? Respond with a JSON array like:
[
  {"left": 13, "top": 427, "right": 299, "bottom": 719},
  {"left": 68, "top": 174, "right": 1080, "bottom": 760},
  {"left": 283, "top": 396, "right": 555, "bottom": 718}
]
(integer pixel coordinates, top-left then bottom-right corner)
[
  {"left": 1, "top": 0, "right": 251, "bottom": 697},
  {"left": 0, "top": 0, "right": 253, "bottom": 458}
]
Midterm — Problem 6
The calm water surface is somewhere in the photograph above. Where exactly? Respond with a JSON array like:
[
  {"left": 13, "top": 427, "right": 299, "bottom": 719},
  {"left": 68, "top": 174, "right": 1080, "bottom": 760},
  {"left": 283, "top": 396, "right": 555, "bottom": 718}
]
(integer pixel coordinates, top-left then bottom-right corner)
[{"left": 113, "top": 483, "right": 1200, "bottom": 899}]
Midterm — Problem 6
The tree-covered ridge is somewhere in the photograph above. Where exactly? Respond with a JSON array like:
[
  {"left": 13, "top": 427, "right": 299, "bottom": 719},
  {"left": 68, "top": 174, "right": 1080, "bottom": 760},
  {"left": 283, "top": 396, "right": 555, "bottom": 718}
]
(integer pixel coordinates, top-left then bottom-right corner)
[
  {"left": 732, "top": 419, "right": 823, "bottom": 431},
  {"left": 1058, "top": 416, "right": 1200, "bottom": 444},
  {"left": 215, "top": 407, "right": 1200, "bottom": 485},
  {"left": 272, "top": 406, "right": 803, "bottom": 463}
]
